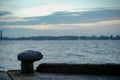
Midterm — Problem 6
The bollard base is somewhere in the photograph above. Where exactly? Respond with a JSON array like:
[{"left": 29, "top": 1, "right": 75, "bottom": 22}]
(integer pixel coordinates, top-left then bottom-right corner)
[{"left": 21, "top": 61, "right": 34, "bottom": 74}]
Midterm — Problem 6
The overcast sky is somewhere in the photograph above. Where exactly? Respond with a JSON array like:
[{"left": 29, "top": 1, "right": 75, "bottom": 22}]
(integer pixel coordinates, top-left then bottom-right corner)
[{"left": 0, "top": 0, "right": 120, "bottom": 37}]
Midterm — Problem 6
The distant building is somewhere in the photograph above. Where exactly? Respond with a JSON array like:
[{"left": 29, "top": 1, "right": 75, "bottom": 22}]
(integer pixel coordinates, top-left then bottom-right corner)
[{"left": 0, "top": 30, "right": 2, "bottom": 39}]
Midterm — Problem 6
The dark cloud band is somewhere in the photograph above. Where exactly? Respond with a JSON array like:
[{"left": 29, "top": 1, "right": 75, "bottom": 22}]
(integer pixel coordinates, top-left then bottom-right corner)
[{"left": 0, "top": 9, "right": 120, "bottom": 26}]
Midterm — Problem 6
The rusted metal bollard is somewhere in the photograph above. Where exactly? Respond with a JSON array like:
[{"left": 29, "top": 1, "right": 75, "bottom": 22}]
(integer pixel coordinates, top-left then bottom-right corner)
[{"left": 18, "top": 50, "right": 43, "bottom": 74}]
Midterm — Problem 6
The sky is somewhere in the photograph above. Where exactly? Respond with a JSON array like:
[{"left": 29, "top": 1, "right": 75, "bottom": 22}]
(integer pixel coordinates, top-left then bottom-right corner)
[{"left": 0, "top": 0, "right": 120, "bottom": 37}]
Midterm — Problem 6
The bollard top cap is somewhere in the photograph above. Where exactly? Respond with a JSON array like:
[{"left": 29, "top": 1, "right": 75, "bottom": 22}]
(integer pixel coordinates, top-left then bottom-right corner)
[{"left": 18, "top": 50, "right": 43, "bottom": 62}]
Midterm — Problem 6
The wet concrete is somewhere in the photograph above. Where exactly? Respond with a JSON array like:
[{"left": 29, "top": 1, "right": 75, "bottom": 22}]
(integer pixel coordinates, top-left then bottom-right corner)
[
  {"left": 0, "top": 71, "right": 12, "bottom": 80},
  {"left": 7, "top": 70, "right": 120, "bottom": 80},
  {"left": 1, "top": 63, "right": 120, "bottom": 80},
  {"left": 37, "top": 63, "right": 120, "bottom": 75}
]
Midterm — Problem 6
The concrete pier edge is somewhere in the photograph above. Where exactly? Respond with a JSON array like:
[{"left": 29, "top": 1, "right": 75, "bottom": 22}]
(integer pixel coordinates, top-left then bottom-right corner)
[
  {"left": 1, "top": 63, "right": 120, "bottom": 80},
  {"left": 0, "top": 71, "right": 12, "bottom": 80},
  {"left": 36, "top": 63, "right": 120, "bottom": 75},
  {"left": 7, "top": 70, "right": 16, "bottom": 80}
]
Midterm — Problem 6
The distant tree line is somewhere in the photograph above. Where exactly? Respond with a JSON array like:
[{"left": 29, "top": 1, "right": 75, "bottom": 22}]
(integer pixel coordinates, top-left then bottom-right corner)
[{"left": 0, "top": 35, "right": 120, "bottom": 40}]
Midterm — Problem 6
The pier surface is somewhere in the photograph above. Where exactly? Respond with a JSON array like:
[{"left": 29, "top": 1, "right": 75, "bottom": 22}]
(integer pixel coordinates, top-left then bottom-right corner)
[
  {"left": 0, "top": 71, "right": 11, "bottom": 80},
  {"left": 6, "top": 70, "right": 120, "bottom": 80},
  {"left": 1, "top": 63, "right": 120, "bottom": 80}
]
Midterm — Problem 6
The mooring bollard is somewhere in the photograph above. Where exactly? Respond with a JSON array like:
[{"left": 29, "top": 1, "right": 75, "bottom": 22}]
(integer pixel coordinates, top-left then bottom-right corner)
[{"left": 18, "top": 50, "right": 43, "bottom": 74}]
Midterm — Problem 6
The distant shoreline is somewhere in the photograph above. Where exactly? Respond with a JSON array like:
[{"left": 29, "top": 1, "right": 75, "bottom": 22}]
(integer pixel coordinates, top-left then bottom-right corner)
[{"left": 0, "top": 35, "right": 120, "bottom": 40}]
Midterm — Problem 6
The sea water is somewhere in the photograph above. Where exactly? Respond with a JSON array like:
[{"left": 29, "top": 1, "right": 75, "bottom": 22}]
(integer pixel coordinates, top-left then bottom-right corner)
[{"left": 0, "top": 40, "right": 120, "bottom": 71}]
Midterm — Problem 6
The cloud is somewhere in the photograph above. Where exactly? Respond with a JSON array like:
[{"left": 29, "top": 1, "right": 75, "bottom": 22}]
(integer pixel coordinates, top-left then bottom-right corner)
[
  {"left": 1, "top": 25, "right": 51, "bottom": 30},
  {"left": 13, "top": 4, "right": 75, "bottom": 17},
  {"left": 0, "top": 9, "right": 120, "bottom": 26},
  {"left": 0, "top": 11, "right": 11, "bottom": 16},
  {"left": 0, "top": 11, "right": 28, "bottom": 22},
  {"left": 1, "top": 19, "right": 120, "bottom": 37},
  {"left": 1, "top": 19, "right": 120, "bottom": 30},
  {"left": 36, "top": 9, "right": 120, "bottom": 24}
]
